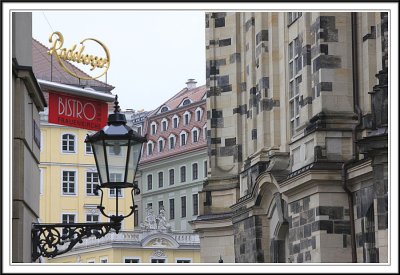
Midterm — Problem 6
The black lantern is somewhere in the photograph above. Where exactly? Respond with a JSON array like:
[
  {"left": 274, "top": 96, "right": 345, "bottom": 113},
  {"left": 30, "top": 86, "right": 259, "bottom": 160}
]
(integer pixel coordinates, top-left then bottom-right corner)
[
  {"left": 32, "top": 95, "right": 146, "bottom": 262},
  {"left": 85, "top": 95, "right": 147, "bottom": 224}
]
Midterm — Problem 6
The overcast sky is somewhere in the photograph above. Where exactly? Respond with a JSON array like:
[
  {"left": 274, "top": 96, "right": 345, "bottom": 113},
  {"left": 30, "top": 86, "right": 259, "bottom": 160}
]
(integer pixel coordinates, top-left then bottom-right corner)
[{"left": 32, "top": 10, "right": 206, "bottom": 111}]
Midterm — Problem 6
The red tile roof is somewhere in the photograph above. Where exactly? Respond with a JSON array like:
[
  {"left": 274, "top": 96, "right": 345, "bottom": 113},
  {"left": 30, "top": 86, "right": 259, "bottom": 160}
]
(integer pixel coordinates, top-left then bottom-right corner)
[
  {"left": 140, "top": 85, "right": 207, "bottom": 164},
  {"left": 32, "top": 38, "right": 114, "bottom": 93}
]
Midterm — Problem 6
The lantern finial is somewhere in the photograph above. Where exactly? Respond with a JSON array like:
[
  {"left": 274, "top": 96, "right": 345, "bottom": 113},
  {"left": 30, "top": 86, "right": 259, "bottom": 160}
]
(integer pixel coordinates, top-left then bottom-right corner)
[{"left": 113, "top": 95, "right": 120, "bottom": 114}]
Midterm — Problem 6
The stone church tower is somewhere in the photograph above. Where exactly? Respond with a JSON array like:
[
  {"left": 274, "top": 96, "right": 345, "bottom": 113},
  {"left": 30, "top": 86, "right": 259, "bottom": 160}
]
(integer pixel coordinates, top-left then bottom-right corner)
[{"left": 191, "top": 12, "right": 388, "bottom": 263}]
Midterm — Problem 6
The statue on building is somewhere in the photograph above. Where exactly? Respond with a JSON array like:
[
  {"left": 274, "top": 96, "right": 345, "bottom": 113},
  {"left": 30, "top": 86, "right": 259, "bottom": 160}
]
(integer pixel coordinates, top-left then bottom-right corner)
[
  {"left": 140, "top": 206, "right": 157, "bottom": 230},
  {"left": 156, "top": 206, "right": 171, "bottom": 232}
]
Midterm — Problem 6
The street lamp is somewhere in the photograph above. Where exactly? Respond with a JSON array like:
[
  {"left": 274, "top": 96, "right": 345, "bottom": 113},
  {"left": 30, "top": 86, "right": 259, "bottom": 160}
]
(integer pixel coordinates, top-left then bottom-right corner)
[{"left": 31, "top": 95, "right": 146, "bottom": 262}]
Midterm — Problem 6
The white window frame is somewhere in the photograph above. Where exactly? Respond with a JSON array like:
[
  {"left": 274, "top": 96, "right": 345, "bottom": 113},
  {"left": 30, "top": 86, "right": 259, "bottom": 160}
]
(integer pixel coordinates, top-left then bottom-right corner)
[
  {"left": 180, "top": 98, "right": 192, "bottom": 107},
  {"left": 100, "top": 257, "right": 108, "bottom": 263},
  {"left": 288, "top": 37, "right": 301, "bottom": 137},
  {"left": 150, "top": 122, "right": 158, "bottom": 135},
  {"left": 192, "top": 162, "right": 199, "bottom": 180},
  {"left": 61, "top": 212, "right": 77, "bottom": 224},
  {"left": 191, "top": 127, "right": 199, "bottom": 143},
  {"left": 195, "top": 107, "right": 203, "bottom": 121},
  {"left": 61, "top": 169, "right": 77, "bottom": 196},
  {"left": 169, "top": 168, "right": 175, "bottom": 185},
  {"left": 61, "top": 133, "right": 76, "bottom": 154},
  {"left": 158, "top": 137, "right": 165, "bottom": 152},
  {"left": 86, "top": 212, "right": 100, "bottom": 223},
  {"left": 161, "top": 118, "right": 168, "bottom": 132},
  {"left": 172, "top": 115, "right": 180, "bottom": 128},
  {"left": 147, "top": 141, "right": 154, "bottom": 155},
  {"left": 123, "top": 257, "right": 141, "bottom": 263},
  {"left": 147, "top": 174, "right": 153, "bottom": 190},
  {"left": 180, "top": 131, "right": 188, "bottom": 146},
  {"left": 183, "top": 111, "right": 191, "bottom": 126},
  {"left": 86, "top": 169, "right": 99, "bottom": 196},
  {"left": 169, "top": 134, "right": 176, "bottom": 149},
  {"left": 85, "top": 131, "right": 95, "bottom": 154},
  {"left": 180, "top": 165, "right": 186, "bottom": 183}
]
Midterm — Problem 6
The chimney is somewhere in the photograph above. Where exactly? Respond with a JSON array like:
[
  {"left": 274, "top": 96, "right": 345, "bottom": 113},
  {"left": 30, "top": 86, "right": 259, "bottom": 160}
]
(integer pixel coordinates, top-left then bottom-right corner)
[{"left": 186, "top": 79, "right": 197, "bottom": 89}]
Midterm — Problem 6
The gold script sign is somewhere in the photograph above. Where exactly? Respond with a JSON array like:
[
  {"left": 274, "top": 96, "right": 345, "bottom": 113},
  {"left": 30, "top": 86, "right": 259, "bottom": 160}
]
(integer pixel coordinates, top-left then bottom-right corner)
[{"left": 47, "top": 31, "right": 110, "bottom": 80}]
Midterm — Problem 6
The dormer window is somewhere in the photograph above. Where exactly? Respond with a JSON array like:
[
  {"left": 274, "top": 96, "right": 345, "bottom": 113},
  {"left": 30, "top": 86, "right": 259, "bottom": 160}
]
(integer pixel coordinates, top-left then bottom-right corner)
[
  {"left": 147, "top": 141, "right": 154, "bottom": 155},
  {"left": 169, "top": 134, "right": 176, "bottom": 149},
  {"left": 158, "top": 138, "right": 165, "bottom": 152},
  {"left": 161, "top": 118, "right": 168, "bottom": 132},
  {"left": 160, "top": 106, "right": 169, "bottom": 113},
  {"left": 150, "top": 122, "right": 157, "bottom": 135},
  {"left": 180, "top": 131, "right": 187, "bottom": 146},
  {"left": 183, "top": 111, "right": 191, "bottom": 126},
  {"left": 182, "top": 99, "right": 191, "bottom": 106},
  {"left": 195, "top": 107, "right": 203, "bottom": 121},
  {"left": 192, "top": 128, "right": 199, "bottom": 143},
  {"left": 173, "top": 116, "right": 179, "bottom": 128}
]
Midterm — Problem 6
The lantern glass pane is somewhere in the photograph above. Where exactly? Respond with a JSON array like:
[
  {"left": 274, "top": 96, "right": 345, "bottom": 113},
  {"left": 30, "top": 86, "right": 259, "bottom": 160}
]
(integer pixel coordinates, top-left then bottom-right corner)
[
  {"left": 105, "top": 139, "right": 129, "bottom": 186},
  {"left": 92, "top": 140, "right": 107, "bottom": 185},
  {"left": 126, "top": 141, "right": 143, "bottom": 183}
]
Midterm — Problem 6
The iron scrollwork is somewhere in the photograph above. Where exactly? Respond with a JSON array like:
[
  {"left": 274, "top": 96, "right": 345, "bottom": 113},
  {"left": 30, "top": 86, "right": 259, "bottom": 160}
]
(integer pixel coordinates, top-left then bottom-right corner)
[{"left": 31, "top": 221, "right": 120, "bottom": 262}]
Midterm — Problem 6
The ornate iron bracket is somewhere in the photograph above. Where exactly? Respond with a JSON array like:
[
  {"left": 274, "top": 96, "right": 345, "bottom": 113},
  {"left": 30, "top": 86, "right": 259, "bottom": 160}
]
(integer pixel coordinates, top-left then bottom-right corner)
[{"left": 31, "top": 221, "right": 120, "bottom": 262}]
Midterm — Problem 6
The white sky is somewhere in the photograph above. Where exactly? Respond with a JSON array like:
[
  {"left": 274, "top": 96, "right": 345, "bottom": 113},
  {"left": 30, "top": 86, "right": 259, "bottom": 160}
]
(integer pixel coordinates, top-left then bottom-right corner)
[{"left": 32, "top": 10, "right": 206, "bottom": 111}]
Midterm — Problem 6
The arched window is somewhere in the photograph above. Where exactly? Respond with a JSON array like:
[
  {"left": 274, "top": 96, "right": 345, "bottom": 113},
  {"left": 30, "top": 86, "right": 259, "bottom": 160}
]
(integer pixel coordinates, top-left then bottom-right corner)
[
  {"left": 182, "top": 99, "right": 191, "bottom": 106},
  {"left": 160, "top": 106, "right": 169, "bottom": 113}
]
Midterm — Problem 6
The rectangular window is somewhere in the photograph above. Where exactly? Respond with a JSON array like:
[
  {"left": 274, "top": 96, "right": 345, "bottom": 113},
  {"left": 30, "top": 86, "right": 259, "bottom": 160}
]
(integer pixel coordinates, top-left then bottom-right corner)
[
  {"left": 169, "top": 169, "right": 175, "bottom": 185},
  {"left": 151, "top": 124, "right": 156, "bottom": 135},
  {"left": 192, "top": 163, "right": 198, "bottom": 180},
  {"left": 180, "top": 166, "right": 186, "bottom": 182},
  {"left": 62, "top": 214, "right": 75, "bottom": 224},
  {"left": 193, "top": 194, "right": 198, "bottom": 216},
  {"left": 147, "top": 174, "right": 153, "bottom": 190},
  {"left": 100, "top": 258, "right": 108, "bottom": 263},
  {"left": 86, "top": 214, "right": 99, "bottom": 223},
  {"left": 158, "top": 140, "right": 163, "bottom": 152},
  {"left": 177, "top": 259, "right": 191, "bottom": 263},
  {"left": 196, "top": 110, "right": 201, "bottom": 121},
  {"left": 169, "top": 198, "right": 175, "bottom": 220},
  {"left": 158, "top": 201, "right": 164, "bottom": 213},
  {"left": 137, "top": 127, "right": 142, "bottom": 136},
  {"left": 62, "top": 134, "right": 75, "bottom": 153},
  {"left": 181, "top": 133, "right": 186, "bottom": 146},
  {"left": 62, "top": 171, "right": 76, "bottom": 195},
  {"left": 148, "top": 143, "right": 153, "bottom": 155},
  {"left": 169, "top": 137, "right": 175, "bottom": 149},
  {"left": 204, "top": 160, "right": 208, "bottom": 178},
  {"left": 151, "top": 259, "right": 166, "bottom": 263},
  {"left": 173, "top": 117, "right": 178, "bottom": 128},
  {"left": 193, "top": 130, "right": 198, "bottom": 143},
  {"left": 184, "top": 114, "right": 189, "bottom": 125},
  {"left": 181, "top": 196, "right": 186, "bottom": 218},
  {"left": 147, "top": 202, "right": 153, "bottom": 210},
  {"left": 162, "top": 121, "right": 167, "bottom": 131},
  {"left": 86, "top": 172, "right": 99, "bottom": 196},
  {"left": 125, "top": 258, "right": 140, "bottom": 263},
  {"left": 85, "top": 143, "right": 93, "bottom": 154},
  {"left": 158, "top": 172, "right": 164, "bottom": 188}
]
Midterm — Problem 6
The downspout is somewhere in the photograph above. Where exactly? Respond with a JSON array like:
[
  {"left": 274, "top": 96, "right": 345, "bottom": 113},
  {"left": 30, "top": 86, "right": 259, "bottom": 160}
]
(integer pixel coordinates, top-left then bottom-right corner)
[{"left": 342, "top": 12, "right": 361, "bottom": 263}]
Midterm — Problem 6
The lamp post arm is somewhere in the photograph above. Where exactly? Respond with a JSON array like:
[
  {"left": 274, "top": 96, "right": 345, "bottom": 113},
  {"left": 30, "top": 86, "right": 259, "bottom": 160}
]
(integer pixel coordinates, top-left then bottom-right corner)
[{"left": 31, "top": 221, "right": 120, "bottom": 262}]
